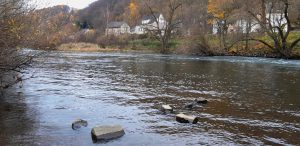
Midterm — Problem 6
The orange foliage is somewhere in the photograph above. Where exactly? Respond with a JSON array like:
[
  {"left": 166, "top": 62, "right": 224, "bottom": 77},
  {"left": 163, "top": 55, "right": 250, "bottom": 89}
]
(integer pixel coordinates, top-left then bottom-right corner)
[
  {"left": 207, "top": 0, "right": 235, "bottom": 23},
  {"left": 129, "top": 0, "right": 138, "bottom": 18}
]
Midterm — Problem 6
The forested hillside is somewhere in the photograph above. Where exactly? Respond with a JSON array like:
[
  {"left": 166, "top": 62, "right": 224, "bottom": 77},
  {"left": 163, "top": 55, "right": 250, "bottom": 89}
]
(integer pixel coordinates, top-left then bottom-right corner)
[{"left": 77, "top": 0, "right": 131, "bottom": 32}]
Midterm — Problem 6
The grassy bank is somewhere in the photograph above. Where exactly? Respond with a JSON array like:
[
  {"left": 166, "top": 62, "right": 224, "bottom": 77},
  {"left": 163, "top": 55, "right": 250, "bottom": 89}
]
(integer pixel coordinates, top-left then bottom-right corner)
[
  {"left": 55, "top": 32, "right": 300, "bottom": 58},
  {"left": 56, "top": 42, "right": 162, "bottom": 53},
  {"left": 56, "top": 43, "right": 120, "bottom": 52}
]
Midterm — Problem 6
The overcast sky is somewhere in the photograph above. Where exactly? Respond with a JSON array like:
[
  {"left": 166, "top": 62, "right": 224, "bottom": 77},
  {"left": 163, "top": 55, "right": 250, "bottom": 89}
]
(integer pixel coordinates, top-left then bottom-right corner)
[{"left": 35, "top": 0, "right": 97, "bottom": 9}]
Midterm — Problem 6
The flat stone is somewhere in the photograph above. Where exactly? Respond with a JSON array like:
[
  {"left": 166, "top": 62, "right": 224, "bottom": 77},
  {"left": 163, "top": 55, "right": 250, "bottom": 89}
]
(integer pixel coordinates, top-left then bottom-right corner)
[
  {"left": 91, "top": 125, "right": 125, "bottom": 142},
  {"left": 72, "top": 119, "right": 88, "bottom": 130},
  {"left": 161, "top": 105, "right": 173, "bottom": 113},
  {"left": 176, "top": 114, "right": 199, "bottom": 124}
]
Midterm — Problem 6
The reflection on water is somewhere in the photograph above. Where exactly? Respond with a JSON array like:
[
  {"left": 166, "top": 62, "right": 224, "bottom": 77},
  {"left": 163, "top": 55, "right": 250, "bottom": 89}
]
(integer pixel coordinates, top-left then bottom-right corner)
[
  {"left": 1, "top": 52, "right": 300, "bottom": 145},
  {"left": 0, "top": 91, "right": 38, "bottom": 146}
]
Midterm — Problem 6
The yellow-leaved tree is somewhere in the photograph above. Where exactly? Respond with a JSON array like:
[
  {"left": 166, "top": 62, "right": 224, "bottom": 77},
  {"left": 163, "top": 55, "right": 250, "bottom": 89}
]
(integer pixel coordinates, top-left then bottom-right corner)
[
  {"left": 125, "top": 0, "right": 139, "bottom": 26},
  {"left": 207, "top": 0, "right": 237, "bottom": 49}
]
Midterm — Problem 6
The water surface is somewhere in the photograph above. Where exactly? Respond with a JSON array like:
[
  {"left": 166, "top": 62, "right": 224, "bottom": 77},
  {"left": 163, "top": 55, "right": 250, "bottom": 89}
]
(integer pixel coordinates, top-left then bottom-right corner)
[{"left": 1, "top": 52, "right": 300, "bottom": 145}]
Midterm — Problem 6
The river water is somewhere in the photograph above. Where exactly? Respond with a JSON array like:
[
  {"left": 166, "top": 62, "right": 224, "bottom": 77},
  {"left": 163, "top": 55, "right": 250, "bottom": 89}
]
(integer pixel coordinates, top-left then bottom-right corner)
[{"left": 0, "top": 51, "right": 300, "bottom": 145}]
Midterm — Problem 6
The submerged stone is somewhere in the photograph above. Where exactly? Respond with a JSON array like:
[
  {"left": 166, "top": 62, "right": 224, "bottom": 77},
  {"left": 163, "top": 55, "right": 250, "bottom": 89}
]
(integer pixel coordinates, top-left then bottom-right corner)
[
  {"left": 72, "top": 119, "right": 88, "bottom": 130},
  {"left": 184, "top": 98, "right": 208, "bottom": 110},
  {"left": 184, "top": 102, "right": 195, "bottom": 110},
  {"left": 91, "top": 125, "right": 125, "bottom": 142}
]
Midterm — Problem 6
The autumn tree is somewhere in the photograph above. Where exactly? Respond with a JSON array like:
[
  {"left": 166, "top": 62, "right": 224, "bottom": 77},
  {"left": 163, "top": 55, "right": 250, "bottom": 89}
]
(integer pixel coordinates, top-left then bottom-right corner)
[
  {"left": 31, "top": 5, "right": 78, "bottom": 49},
  {"left": 208, "top": 0, "right": 238, "bottom": 49},
  {"left": 0, "top": 0, "right": 35, "bottom": 89},
  {"left": 124, "top": 0, "right": 139, "bottom": 26}
]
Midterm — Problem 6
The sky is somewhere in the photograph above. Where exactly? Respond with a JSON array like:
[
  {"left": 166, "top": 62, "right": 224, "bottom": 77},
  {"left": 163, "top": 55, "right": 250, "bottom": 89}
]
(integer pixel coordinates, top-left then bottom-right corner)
[{"left": 35, "top": 0, "right": 98, "bottom": 9}]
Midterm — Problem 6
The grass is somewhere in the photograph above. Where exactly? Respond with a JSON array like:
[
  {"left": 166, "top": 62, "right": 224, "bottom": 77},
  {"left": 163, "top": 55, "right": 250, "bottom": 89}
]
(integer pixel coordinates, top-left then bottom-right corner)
[
  {"left": 56, "top": 42, "right": 120, "bottom": 52},
  {"left": 129, "top": 38, "right": 180, "bottom": 52},
  {"left": 130, "top": 39, "right": 161, "bottom": 50}
]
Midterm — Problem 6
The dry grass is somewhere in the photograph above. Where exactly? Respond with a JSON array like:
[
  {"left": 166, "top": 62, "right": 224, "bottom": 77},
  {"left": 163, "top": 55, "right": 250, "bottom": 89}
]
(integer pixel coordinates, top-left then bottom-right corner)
[{"left": 56, "top": 43, "right": 120, "bottom": 52}]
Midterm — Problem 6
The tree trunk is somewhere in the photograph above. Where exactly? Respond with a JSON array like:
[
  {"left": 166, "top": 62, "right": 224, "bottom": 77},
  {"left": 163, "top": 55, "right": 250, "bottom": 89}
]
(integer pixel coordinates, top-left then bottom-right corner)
[
  {"left": 245, "top": 19, "right": 252, "bottom": 50},
  {"left": 161, "top": 38, "right": 168, "bottom": 54},
  {"left": 261, "top": 0, "right": 267, "bottom": 28},
  {"left": 218, "top": 29, "right": 223, "bottom": 48}
]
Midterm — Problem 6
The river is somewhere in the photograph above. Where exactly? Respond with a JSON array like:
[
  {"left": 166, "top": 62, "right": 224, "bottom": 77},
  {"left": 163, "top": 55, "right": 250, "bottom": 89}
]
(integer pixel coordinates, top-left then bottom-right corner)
[{"left": 0, "top": 51, "right": 300, "bottom": 145}]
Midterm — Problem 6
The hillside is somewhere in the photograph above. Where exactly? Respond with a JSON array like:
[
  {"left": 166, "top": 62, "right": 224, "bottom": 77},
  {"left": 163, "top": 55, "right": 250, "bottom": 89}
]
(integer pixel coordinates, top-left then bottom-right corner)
[
  {"left": 29, "top": 0, "right": 300, "bottom": 58},
  {"left": 77, "top": 0, "right": 131, "bottom": 32}
]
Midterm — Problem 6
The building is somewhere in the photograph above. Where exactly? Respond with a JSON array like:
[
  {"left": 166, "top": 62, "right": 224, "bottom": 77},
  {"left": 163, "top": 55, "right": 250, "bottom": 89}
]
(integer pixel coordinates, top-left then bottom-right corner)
[
  {"left": 131, "top": 13, "right": 167, "bottom": 35},
  {"left": 131, "top": 25, "right": 145, "bottom": 35},
  {"left": 105, "top": 14, "right": 168, "bottom": 35},
  {"left": 106, "top": 21, "right": 130, "bottom": 36},
  {"left": 212, "top": 6, "right": 288, "bottom": 34},
  {"left": 266, "top": 12, "right": 288, "bottom": 32}
]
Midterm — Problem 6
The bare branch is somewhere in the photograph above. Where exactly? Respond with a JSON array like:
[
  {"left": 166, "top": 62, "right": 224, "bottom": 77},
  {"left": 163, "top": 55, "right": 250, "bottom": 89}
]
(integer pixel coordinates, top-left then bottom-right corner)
[
  {"left": 248, "top": 38, "right": 275, "bottom": 50},
  {"left": 290, "top": 38, "right": 300, "bottom": 50}
]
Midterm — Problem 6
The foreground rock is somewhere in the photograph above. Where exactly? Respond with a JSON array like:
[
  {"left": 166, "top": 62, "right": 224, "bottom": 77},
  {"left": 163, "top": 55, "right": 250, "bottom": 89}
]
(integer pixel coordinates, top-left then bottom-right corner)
[
  {"left": 161, "top": 105, "right": 173, "bottom": 113},
  {"left": 176, "top": 114, "right": 199, "bottom": 124},
  {"left": 91, "top": 125, "right": 125, "bottom": 142},
  {"left": 196, "top": 98, "right": 208, "bottom": 104},
  {"left": 72, "top": 119, "right": 88, "bottom": 130}
]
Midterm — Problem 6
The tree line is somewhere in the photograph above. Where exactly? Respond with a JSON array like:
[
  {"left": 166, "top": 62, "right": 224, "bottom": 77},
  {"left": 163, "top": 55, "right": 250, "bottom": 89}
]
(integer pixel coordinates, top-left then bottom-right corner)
[{"left": 28, "top": 0, "right": 300, "bottom": 57}]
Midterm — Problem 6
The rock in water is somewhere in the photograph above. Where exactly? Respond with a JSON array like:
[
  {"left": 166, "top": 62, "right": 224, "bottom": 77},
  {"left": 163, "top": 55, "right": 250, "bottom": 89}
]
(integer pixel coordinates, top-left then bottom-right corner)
[
  {"left": 196, "top": 98, "right": 208, "bottom": 104},
  {"left": 91, "top": 125, "right": 125, "bottom": 142},
  {"left": 72, "top": 119, "right": 88, "bottom": 130},
  {"left": 161, "top": 105, "right": 173, "bottom": 113},
  {"left": 184, "top": 102, "right": 195, "bottom": 110},
  {"left": 176, "top": 114, "right": 199, "bottom": 124}
]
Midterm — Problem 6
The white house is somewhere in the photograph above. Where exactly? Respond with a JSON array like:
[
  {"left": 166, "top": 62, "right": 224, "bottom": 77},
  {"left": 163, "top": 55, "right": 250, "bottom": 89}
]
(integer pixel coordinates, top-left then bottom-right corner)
[
  {"left": 212, "top": 11, "right": 288, "bottom": 34},
  {"left": 106, "top": 21, "right": 130, "bottom": 36},
  {"left": 267, "top": 12, "right": 288, "bottom": 32},
  {"left": 131, "top": 13, "right": 167, "bottom": 35},
  {"left": 131, "top": 25, "right": 145, "bottom": 35}
]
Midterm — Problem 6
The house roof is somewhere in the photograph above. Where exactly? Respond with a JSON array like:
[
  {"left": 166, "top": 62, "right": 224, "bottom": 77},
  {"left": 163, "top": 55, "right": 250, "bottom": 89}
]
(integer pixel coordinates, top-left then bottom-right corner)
[{"left": 107, "top": 21, "right": 128, "bottom": 28}]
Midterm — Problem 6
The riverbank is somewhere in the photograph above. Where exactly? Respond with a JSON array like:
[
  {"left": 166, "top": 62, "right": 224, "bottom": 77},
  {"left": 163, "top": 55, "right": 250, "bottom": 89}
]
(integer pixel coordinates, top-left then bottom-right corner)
[
  {"left": 56, "top": 42, "right": 158, "bottom": 53},
  {"left": 52, "top": 32, "right": 300, "bottom": 59},
  {"left": 54, "top": 41, "right": 300, "bottom": 59},
  {"left": 56, "top": 43, "right": 126, "bottom": 52}
]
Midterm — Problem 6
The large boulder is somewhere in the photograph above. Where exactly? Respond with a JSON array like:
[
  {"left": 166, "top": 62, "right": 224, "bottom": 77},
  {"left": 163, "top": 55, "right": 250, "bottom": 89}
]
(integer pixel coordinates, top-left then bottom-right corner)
[
  {"left": 72, "top": 119, "right": 88, "bottom": 130},
  {"left": 176, "top": 114, "right": 199, "bottom": 124},
  {"left": 91, "top": 125, "right": 125, "bottom": 142}
]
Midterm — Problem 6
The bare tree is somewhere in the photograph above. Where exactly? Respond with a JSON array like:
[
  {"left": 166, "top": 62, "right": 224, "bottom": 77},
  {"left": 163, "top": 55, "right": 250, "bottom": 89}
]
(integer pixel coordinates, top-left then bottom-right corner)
[
  {"left": 143, "top": 0, "right": 182, "bottom": 54},
  {"left": 247, "top": 0, "right": 300, "bottom": 58}
]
